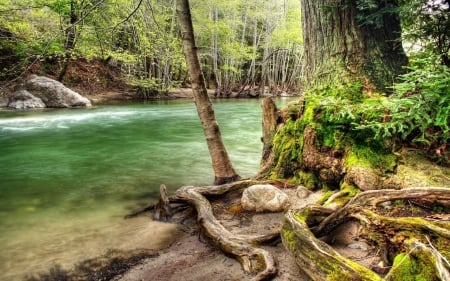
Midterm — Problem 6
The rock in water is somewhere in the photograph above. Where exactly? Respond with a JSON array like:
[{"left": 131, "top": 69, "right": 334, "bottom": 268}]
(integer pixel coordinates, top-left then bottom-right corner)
[
  {"left": 7, "top": 90, "right": 46, "bottom": 109},
  {"left": 24, "top": 75, "right": 91, "bottom": 108},
  {"left": 241, "top": 184, "right": 290, "bottom": 212}
]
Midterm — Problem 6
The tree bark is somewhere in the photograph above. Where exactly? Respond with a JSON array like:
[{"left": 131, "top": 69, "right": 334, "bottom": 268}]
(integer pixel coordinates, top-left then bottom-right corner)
[
  {"left": 301, "top": 0, "right": 408, "bottom": 91},
  {"left": 261, "top": 97, "right": 278, "bottom": 165},
  {"left": 176, "top": 0, "right": 240, "bottom": 185},
  {"left": 282, "top": 209, "right": 383, "bottom": 281}
]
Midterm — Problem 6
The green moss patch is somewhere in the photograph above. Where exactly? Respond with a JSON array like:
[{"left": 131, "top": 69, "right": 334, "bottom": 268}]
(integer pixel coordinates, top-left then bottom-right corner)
[
  {"left": 389, "top": 252, "right": 439, "bottom": 281},
  {"left": 345, "top": 143, "right": 397, "bottom": 173}
]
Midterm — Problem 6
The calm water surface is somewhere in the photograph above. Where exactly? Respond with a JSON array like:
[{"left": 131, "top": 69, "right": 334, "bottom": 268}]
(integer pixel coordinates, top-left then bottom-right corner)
[{"left": 0, "top": 98, "right": 295, "bottom": 280}]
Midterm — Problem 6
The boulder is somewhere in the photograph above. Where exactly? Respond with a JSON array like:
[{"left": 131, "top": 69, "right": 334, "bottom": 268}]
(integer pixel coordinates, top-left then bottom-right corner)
[
  {"left": 24, "top": 75, "right": 91, "bottom": 108},
  {"left": 241, "top": 184, "right": 290, "bottom": 212},
  {"left": 7, "top": 90, "right": 46, "bottom": 109}
]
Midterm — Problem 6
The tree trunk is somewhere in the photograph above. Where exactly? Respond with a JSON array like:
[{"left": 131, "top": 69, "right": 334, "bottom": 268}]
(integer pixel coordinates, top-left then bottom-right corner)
[
  {"left": 176, "top": 0, "right": 240, "bottom": 185},
  {"left": 301, "top": 0, "right": 408, "bottom": 91},
  {"left": 261, "top": 97, "right": 278, "bottom": 165},
  {"left": 58, "top": 0, "right": 78, "bottom": 82}
]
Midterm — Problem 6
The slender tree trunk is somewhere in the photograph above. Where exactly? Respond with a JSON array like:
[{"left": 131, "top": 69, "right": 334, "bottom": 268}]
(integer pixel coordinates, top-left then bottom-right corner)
[
  {"left": 176, "top": 0, "right": 240, "bottom": 185},
  {"left": 301, "top": 0, "right": 408, "bottom": 91},
  {"left": 58, "top": 0, "right": 78, "bottom": 82}
]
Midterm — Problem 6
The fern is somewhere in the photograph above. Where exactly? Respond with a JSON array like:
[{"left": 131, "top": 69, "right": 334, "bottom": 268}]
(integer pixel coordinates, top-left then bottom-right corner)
[{"left": 316, "top": 52, "right": 449, "bottom": 164}]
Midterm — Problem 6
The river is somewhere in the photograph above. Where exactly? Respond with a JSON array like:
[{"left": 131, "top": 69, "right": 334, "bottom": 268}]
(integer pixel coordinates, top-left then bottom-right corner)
[{"left": 0, "top": 98, "right": 294, "bottom": 280}]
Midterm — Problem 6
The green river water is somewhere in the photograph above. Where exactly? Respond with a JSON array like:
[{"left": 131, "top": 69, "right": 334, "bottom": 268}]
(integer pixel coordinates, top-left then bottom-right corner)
[{"left": 0, "top": 98, "right": 294, "bottom": 280}]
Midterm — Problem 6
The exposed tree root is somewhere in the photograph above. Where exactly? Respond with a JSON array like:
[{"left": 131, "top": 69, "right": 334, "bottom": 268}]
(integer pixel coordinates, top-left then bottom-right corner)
[
  {"left": 131, "top": 179, "right": 450, "bottom": 281},
  {"left": 282, "top": 209, "right": 383, "bottom": 281},
  {"left": 175, "top": 184, "right": 278, "bottom": 281},
  {"left": 282, "top": 187, "right": 450, "bottom": 281},
  {"left": 314, "top": 187, "right": 450, "bottom": 237},
  {"left": 137, "top": 179, "right": 282, "bottom": 280}
]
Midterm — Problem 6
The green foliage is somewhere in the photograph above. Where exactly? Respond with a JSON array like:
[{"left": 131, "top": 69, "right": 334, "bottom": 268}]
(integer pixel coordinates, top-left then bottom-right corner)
[
  {"left": 303, "top": 53, "right": 449, "bottom": 165},
  {"left": 0, "top": 0, "right": 302, "bottom": 93},
  {"left": 399, "top": 0, "right": 450, "bottom": 66},
  {"left": 355, "top": 53, "right": 449, "bottom": 164}
]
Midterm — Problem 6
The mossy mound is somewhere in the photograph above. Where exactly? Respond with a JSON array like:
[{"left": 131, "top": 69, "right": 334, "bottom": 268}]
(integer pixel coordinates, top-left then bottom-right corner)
[{"left": 266, "top": 84, "right": 401, "bottom": 192}]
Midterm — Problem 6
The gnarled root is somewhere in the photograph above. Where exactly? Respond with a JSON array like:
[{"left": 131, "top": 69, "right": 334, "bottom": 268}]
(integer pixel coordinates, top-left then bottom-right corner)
[
  {"left": 282, "top": 187, "right": 450, "bottom": 281},
  {"left": 282, "top": 209, "right": 383, "bottom": 281},
  {"left": 174, "top": 183, "right": 278, "bottom": 281},
  {"left": 132, "top": 180, "right": 282, "bottom": 280}
]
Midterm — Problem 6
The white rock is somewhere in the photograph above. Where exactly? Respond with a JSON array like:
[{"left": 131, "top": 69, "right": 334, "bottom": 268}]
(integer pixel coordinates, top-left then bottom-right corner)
[
  {"left": 7, "top": 90, "right": 46, "bottom": 109},
  {"left": 25, "top": 75, "right": 91, "bottom": 108},
  {"left": 241, "top": 184, "right": 290, "bottom": 212}
]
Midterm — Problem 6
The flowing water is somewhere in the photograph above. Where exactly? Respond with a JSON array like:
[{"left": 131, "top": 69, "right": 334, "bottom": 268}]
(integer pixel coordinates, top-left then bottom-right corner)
[{"left": 0, "top": 98, "right": 295, "bottom": 280}]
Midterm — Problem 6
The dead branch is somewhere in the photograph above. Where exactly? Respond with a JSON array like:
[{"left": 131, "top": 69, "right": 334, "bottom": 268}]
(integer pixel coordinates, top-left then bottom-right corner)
[{"left": 153, "top": 184, "right": 172, "bottom": 221}]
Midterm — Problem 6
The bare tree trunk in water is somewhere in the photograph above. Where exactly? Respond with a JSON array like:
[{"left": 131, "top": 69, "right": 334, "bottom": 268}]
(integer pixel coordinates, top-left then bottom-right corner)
[{"left": 176, "top": 0, "right": 240, "bottom": 185}]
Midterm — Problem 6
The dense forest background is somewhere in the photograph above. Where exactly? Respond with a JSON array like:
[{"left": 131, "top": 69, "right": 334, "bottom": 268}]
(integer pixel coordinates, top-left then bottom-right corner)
[
  {"left": 0, "top": 0, "right": 303, "bottom": 97},
  {"left": 0, "top": 0, "right": 448, "bottom": 162}
]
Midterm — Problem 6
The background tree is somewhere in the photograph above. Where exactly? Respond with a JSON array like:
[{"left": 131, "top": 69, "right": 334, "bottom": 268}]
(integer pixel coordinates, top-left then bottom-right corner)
[
  {"left": 0, "top": 0, "right": 302, "bottom": 97},
  {"left": 176, "top": 0, "right": 240, "bottom": 185},
  {"left": 400, "top": 0, "right": 450, "bottom": 66}
]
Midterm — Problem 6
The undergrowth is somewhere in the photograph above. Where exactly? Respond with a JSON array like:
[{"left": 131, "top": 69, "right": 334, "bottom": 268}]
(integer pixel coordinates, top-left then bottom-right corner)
[{"left": 315, "top": 53, "right": 449, "bottom": 165}]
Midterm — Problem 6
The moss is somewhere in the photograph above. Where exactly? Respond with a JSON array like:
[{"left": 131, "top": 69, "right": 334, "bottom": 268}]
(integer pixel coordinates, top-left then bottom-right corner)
[
  {"left": 436, "top": 237, "right": 450, "bottom": 261},
  {"left": 270, "top": 119, "right": 304, "bottom": 178},
  {"left": 345, "top": 143, "right": 397, "bottom": 173},
  {"left": 254, "top": 252, "right": 267, "bottom": 272},
  {"left": 294, "top": 170, "right": 319, "bottom": 190},
  {"left": 313, "top": 81, "right": 365, "bottom": 102},
  {"left": 340, "top": 182, "right": 360, "bottom": 197},
  {"left": 315, "top": 124, "right": 348, "bottom": 149},
  {"left": 326, "top": 265, "right": 355, "bottom": 281},
  {"left": 281, "top": 228, "right": 298, "bottom": 250},
  {"left": 323, "top": 182, "right": 361, "bottom": 206},
  {"left": 389, "top": 252, "right": 439, "bottom": 281}
]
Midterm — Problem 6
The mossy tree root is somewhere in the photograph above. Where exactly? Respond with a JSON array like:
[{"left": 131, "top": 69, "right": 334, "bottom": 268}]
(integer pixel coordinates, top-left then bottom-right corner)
[
  {"left": 174, "top": 182, "right": 278, "bottom": 281},
  {"left": 282, "top": 187, "right": 450, "bottom": 281},
  {"left": 314, "top": 187, "right": 450, "bottom": 237},
  {"left": 282, "top": 209, "right": 383, "bottom": 281}
]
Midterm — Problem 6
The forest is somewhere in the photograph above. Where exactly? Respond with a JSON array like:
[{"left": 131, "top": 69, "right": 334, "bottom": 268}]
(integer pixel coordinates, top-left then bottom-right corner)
[
  {"left": 0, "top": 0, "right": 302, "bottom": 97},
  {"left": 1, "top": 0, "right": 450, "bottom": 281}
]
